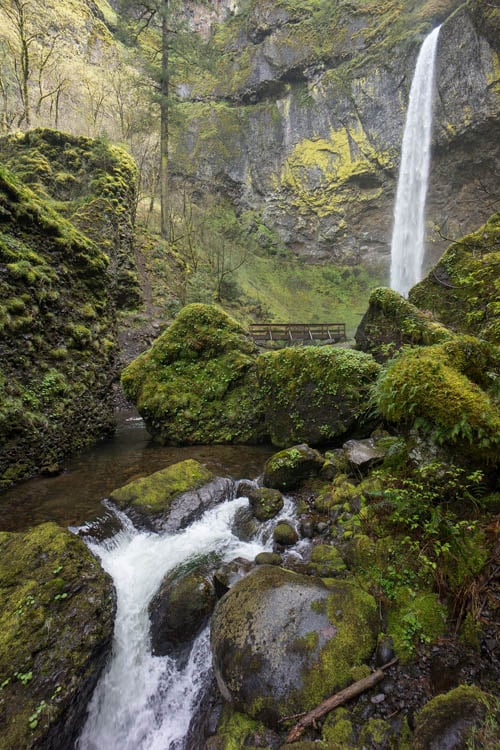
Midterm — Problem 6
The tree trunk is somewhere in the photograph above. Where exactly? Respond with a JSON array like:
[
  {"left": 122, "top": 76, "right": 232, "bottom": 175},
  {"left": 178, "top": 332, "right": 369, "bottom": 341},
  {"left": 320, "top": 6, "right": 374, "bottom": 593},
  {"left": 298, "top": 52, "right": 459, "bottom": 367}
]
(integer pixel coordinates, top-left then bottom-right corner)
[{"left": 159, "top": 0, "right": 169, "bottom": 239}]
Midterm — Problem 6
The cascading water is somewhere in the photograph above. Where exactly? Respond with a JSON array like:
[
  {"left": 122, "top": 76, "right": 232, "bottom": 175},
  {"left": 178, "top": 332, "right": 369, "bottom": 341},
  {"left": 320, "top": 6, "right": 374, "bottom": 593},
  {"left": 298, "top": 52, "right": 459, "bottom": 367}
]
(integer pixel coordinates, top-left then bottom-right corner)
[
  {"left": 390, "top": 26, "right": 441, "bottom": 297},
  {"left": 77, "top": 492, "right": 298, "bottom": 750}
]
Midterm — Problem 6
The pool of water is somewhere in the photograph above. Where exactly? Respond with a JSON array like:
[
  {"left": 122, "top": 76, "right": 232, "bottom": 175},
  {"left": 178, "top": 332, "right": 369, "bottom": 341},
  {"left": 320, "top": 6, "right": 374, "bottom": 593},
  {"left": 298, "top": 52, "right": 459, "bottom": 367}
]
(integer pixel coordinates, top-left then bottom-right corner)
[{"left": 0, "top": 410, "right": 275, "bottom": 532}]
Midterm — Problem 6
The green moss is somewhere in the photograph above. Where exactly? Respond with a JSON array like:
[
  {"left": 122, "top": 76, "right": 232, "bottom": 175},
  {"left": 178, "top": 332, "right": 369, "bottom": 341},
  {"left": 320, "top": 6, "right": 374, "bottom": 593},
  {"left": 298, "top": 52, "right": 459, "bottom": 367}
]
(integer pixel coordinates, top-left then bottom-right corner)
[
  {"left": 321, "top": 714, "right": 356, "bottom": 748},
  {"left": 386, "top": 588, "right": 446, "bottom": 661},
  {"left": 410, "top": 212, "right": 500, "bottom": 345},
  {"left": 0, "top": 523, "right": 114, "bottom": 748},
  {"left": 310, "top": 544, "right": 347, "bottom": 577},
  {"left": 110, "top": 459, "right": 213, "bottom": 514},
  {"left": 358, "top": 718, "right": 397, "bottom": 748},
  {"left": 372, "top": 340, "right": 500, "bottom": 462},
  {"left": 213, "top": 705, "right": 271, "bottom": 750},
  {"left": 121, "top": 304, "right": 266, "bottom": 445},
  {"left": 257, "top": 346, "right": 380, "bottom": 446}
]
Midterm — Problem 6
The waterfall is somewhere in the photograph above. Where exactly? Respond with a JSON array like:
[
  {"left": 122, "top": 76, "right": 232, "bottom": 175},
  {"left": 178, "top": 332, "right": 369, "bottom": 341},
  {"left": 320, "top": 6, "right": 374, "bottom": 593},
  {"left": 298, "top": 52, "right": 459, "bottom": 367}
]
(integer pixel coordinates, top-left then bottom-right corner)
[
  {"left": 77, "top": 494, "right": 298, "bottom": 750},
  {"left": 390, "top": 26, "right": 441, "bottom": 297}
]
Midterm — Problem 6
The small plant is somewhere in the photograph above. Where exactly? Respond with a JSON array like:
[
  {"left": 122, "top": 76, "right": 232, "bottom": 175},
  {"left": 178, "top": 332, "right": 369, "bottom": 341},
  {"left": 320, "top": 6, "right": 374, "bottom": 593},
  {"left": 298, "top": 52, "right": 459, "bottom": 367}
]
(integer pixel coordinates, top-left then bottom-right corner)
[
  {"left": 28, "top": 700, "right": 47, "bottom": 731},
  {"left": 15, "top": 671, "right": 33, "bottom": 686}
]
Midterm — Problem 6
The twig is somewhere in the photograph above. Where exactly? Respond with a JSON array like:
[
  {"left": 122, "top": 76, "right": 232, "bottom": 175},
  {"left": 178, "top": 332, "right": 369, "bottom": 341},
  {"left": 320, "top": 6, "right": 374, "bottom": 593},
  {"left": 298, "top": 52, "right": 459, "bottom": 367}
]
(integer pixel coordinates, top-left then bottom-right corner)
[{"left": 285, "top": 658, "right": 398, "bottom": 743}]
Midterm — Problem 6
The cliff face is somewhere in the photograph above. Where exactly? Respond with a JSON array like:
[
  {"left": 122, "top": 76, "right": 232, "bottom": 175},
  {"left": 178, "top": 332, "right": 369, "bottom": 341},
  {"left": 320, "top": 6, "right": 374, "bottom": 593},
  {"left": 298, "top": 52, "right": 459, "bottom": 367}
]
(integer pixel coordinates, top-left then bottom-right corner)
[
  {"left": 173, "top": 0, "right": 500, "bottom": 274},
  {"left": 0, "top": 130, "right": 139, "bottom": 487}
]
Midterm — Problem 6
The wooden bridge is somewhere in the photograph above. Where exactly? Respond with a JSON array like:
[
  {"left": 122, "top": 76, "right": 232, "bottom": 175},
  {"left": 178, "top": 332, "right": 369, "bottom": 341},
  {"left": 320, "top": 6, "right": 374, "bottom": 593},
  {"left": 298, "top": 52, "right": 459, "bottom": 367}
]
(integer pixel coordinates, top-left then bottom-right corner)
[{"left": 248, "top": 322, "right": 347, "bottom": 346}]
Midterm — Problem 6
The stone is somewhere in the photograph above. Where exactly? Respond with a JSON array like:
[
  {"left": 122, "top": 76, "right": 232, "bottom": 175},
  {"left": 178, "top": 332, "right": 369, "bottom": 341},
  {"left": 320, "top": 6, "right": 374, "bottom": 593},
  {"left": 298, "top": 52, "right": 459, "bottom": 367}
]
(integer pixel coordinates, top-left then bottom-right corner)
[
  {"left": 210, "top": 566, "right": 379, "bottom": 726},
  {"left": 309, "top": 543, "right": 347, "bottom": 577},
  {"left": 343, "top": 438, "right": 386, "bottom": 473},
  {"left": 149, "top": 564, "right": 217, "bottom": 659},
  {"left": 412, "top": 685, "right": 491, "bottom": 750},
  {"left": 255, "top": 552, "right": 282, "bottom": 566},
  {"left": 109, "top": 459, "right": 233, "bottom": 532},
  {"left": 0, "top": 523, "right": 115, "bottom": 749},
  {"left": 247, "top": 487, "right": 284, "bottom": 521},
  {"left": 213, "top": 557, "right": 254, "bottom": 598},
  {"left": 121, "top": 304, "right": 266, "bottom": 445},
  {"left": 273, "top": 521, "right": 299, "bottom": 546},
  {"left": 263, "top": 444, "right": 324, "bottom": 491},
  {"left": 257, "top": 348, "right": 380, "bottom": 446}
]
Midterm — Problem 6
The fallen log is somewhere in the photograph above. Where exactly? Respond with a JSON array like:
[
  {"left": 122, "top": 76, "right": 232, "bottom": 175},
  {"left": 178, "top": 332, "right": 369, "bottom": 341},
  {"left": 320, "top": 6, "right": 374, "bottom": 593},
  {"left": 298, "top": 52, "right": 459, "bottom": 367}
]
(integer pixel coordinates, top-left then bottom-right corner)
[{"left": 285, "top": 657, "right": 398, "bottom": 743}]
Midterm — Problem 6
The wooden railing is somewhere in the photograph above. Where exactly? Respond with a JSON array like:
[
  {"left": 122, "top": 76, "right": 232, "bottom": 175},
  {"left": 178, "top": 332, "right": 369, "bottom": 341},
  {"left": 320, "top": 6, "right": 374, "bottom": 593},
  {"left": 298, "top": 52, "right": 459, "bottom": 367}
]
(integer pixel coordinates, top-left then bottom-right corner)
[{"left": 248, "top": 323, "right": 347, "bottom": 345}]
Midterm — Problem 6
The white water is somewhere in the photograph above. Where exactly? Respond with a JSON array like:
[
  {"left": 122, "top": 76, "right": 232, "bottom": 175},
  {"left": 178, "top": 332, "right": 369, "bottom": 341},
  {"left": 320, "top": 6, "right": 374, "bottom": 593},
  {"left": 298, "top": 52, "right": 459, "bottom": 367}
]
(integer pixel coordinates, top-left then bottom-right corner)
[
  {"left": 77, "top": 494, "right": 297, "bottom": 750},
  {"left": 390, "top": 26, "right": 441, "bottom": 297}
]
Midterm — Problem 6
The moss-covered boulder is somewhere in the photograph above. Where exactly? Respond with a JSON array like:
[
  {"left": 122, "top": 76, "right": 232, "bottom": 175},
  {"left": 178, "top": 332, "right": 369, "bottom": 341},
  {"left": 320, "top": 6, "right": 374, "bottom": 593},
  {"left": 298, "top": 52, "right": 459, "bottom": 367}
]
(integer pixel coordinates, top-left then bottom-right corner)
[
  {"left": 0, "top": 523, "right": 114, "bottom": 749},
  {"left": 206, "top": 705, "right": 281, "bottom": 750},
  {"left": 109, "top": 459, "right": 232, "bottom": 531},
  {"left": 247, "top": 487, "right": 284, "bottom": 521},
  {"left": 149, "top": 563, "right": 217, "bottom": 659},
  {"left": 412, "top": 685, "right": 492, "bottom": 750},
  {"left": 410, "top": 212, "right": 500, "bottom": 345},
  {"left": 309, "top": 544, "right": 347, "bottom": 577},
  {"left": 273, "top": 521, "right": 299, "bottom": 546},
  {"left": 372, "top": 338, "right": 500, "bottom": 464},
  {"left": 210, "top": 565, "right": 379, "bottom": 726},
  {"left": 355, "top": 287, "right": 451, "bottom": 362},
  {"left": 263, "top": 444, "right": 324, "bottom": 491},
  {"left": 121, "top": 304, "right": 266, "bottom": 445},
  {"left": 257, "top": 347, "right": 380, "bottom": 446}
]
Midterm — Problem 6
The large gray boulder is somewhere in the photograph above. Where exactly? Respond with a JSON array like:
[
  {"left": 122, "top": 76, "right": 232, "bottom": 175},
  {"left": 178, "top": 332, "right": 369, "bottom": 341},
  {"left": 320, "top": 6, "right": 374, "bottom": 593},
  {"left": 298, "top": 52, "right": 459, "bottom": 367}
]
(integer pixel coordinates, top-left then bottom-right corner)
[{"left": 210, "top": 565, "right": 379, "bottom": 726}]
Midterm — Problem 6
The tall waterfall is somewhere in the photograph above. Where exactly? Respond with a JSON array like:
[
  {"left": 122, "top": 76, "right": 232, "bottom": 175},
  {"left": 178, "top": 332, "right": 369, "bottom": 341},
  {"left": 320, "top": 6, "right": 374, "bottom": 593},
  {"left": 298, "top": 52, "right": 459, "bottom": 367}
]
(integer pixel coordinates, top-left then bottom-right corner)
[{"left": 390, "top": 26, "right": 441, "bottom": 297}]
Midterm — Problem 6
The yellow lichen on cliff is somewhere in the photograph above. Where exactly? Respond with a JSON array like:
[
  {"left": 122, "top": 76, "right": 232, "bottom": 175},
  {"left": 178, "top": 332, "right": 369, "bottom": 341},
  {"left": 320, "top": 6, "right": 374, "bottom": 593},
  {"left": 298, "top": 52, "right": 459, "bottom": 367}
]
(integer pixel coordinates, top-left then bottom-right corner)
[{"left": 280, "top": 122, "right": 391, "bottom": 217}]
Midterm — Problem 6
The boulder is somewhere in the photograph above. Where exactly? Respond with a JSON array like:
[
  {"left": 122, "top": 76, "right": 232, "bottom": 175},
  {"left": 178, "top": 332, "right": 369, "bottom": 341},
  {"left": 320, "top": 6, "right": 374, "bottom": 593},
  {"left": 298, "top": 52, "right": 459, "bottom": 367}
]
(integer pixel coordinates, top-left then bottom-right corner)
[
  {"left": 412, "top": 685, "right": 491, "bottom": 750},
  {"left": 355, "top": 287, "right": 450, "bottom": 362},
  {"left": 343, "top": 438, "right": 386, "bottom": 473},
  {"left": 309, "top": 544, "right": 347, "bottom": 577},
  {"left": 0, "top": 523, "right": 115, "bottom": 750},
  {"left": 121, "top": 304, "right": 266, "bottom": 445},
  {"left": 273, "top": 521, "right": 299, "bottom": 546},
  {"left": 149, "top": 563, "right": 217, "bottom": 659},
  {"left": 213, "top": 557, "right": 255, "bottom": 598},
  {"left": 263, "top": 444, "right": 324, "bottom": 491},
  {"left": 255, "top": 552, "right": 282, "bottom": 566},
  {"left": 109, "top": 459, "right": 233, "bottom": 531},
  {"left": 247, "top": 487, "right": 284, "bottom": 521},
  {"left": 257, "top": 347, "right": 380, "bottom": 446},
  {"left": 210, "top": 566, "right": 379, "bottom": 726}
]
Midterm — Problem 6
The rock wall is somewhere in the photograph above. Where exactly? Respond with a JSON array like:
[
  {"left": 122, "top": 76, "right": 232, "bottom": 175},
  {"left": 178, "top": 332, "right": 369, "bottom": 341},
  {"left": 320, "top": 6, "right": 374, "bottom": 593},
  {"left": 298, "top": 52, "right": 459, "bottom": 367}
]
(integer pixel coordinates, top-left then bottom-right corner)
[
  {"left": 0, "top": 130, "right": 140, "bottom": 486},
  {"left": 172, "top": 0, "right": 500, "bottom": 274}
]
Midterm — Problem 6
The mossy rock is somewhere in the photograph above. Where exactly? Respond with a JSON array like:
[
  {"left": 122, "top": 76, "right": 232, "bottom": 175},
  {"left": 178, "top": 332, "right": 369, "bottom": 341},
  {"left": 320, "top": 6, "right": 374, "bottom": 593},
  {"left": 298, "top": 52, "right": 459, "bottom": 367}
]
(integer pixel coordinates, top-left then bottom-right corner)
[
  {"left": 273, "top": 521, "right": 299, "bottom": 546},
  {"left": 149, "top": 563, "right": 217, "bottom": 658},
  {"left": 210, "top": 566, "right": 379, "bottom": 726},
  {"left": 247, "top": 487, "right": 284, "bottom": 521},
  {"left": 309, "top": 543, "right": 347, "bottom": 577},
  {"left": 355, "top": 287, "right": 451, "bottom": 363},
  {"left": 109, "top": 459, "right": 231, "bottom": 531},
  {"left": 0, "top": 523, "right": 114, "bottom": 749},
  {"left": 257, "top": 347, "right": 380, "bottom": 446},
  {"left": 372, "top": 339, "right": 500, "bottom": 464},
  {"left": 412, "top": 685, "right": 493, "bottom": 750},
  {"left": 208, "top": 705, "right": 280, "bottom": 750},
  {"left": 255, "top": 552, "right": 282, "bottom": 566},
  {"left": 263, "top": 444, "right": 324, "bottom": 490},
  {"left": 410, "top": 212, "right": 500, "bottom": 345},
  {"left": 321, "top": 706, "right": 356, "bottom": 748},
  {"left": 121, "top": 304, "right": 267, "bottom": 445}
]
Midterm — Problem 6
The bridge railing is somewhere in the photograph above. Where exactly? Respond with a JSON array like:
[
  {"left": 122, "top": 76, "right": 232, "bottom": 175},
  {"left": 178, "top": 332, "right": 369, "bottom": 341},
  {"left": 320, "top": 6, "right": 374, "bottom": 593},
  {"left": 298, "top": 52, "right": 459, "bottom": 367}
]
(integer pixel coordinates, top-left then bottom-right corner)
[{"left": 248, "top": 323, "right": 346, "bottom": 345}]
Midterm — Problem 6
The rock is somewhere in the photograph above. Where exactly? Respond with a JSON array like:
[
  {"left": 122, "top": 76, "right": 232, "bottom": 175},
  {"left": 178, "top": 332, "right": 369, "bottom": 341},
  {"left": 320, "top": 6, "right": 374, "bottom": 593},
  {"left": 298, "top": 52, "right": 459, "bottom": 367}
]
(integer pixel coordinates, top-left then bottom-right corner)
[
  {"left": 255, "top": 552, "right": 282, "bottom": 565},
  {"left": 263, "top": 444, "right": 324, "bottom": 490},
  {"left": 257, "top": 348, "right": 380, "bottom": 446},
  {"left": 121, "top": 304, "right": 266, "bottom": 445},
  {"left": 231, "top": 504, "right": 260, "bottom": 541},
  {"left": 210, "top": 566, "right": 379, "bottom": 726},
  {"left": 0, "top": 523, "right": 115, "bottom": 750},
  {"left": 109, "top": 459, "right": 233, "bottom": 531},
  {"left": 247, "top": 487, "right": 284, "bottom": 521},
  {"left": 412, "top": 685, "right": 491, "bottom": 750},
  {"left": 375, "top": 635, "right": 395, "bottom": 667},
  {"left": 343, "top": 438, "right": 386, "bottom": 473},
  {"left": 273, "top": 521, "right": 299, "bottom": 546},
  {"left": 149, "top": 563, "right": 217, "bottom": 659},
  {"left": 213, "top": 557, "right": 254, "bottom": 598},
  {"left": 355, "top": 287, "right": 450, "bottom": 363},
  {"left": 309, "top": 543, "right": 347, "bottom": 577},
  {"left": 372, "top": 337, "right": 500, "bottom": 465}
]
